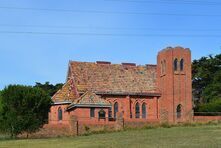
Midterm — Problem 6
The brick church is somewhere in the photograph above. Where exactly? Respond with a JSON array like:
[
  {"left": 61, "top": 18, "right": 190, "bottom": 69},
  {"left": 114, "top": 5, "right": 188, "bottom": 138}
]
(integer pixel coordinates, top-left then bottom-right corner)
[{"left": 48, "top": 47, "right": 193, "bottom": 127}]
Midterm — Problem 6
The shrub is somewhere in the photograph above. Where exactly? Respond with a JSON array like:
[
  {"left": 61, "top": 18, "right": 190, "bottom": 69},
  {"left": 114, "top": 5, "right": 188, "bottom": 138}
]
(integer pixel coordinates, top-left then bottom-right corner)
[
  {"left": 84, "top": 126, "right": 90, "bottom": 132},
  {"left": 197, "top": 99, "right": 221, "bottom": 115},
  {"left": 161, "top": 123, "right": 172, "bottom": 128}
]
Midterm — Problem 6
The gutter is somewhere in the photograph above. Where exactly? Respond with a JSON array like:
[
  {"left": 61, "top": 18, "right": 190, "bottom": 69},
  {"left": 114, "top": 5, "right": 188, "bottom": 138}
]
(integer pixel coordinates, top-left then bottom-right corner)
[
  {"left": 67, "top": 104, "right": 112, "bottom": 110},
  {"left": 95, "top": 91, "right": 161, "bottom": 97},
  {"left": 52, "top": 101, "right": 72, "bottom": 105}
]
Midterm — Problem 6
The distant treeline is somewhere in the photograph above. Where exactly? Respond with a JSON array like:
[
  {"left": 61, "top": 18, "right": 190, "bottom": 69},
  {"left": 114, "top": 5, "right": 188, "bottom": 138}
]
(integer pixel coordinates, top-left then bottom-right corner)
[{"left": 34, "top": 82, "right": 63, "bottom": 97}]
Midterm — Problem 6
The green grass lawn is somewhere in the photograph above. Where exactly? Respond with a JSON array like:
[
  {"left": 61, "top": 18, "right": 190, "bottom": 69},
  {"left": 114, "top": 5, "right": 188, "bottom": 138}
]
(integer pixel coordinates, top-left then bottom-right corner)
[{"left": 0, "top": 124, "right": 221, "bottom": 148}]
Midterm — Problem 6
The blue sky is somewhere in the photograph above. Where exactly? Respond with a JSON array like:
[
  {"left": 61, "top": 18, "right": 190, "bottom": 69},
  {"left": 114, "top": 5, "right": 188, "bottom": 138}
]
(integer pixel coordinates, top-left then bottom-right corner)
[{"left": 0, "top": 0, "right": 221, "bottom": 89}]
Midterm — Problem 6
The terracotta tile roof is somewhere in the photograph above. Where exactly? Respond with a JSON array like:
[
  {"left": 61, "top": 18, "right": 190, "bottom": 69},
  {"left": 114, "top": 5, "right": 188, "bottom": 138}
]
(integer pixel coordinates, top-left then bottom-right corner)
[
  {"left": 69, "top": 61, "right": 159, "bottom": 95},
  {"left": 52, "top": 79, "right": 78, "bottom": 102},
  {"left": 68, "top": 91, "right": 111, "bottom": 109}
]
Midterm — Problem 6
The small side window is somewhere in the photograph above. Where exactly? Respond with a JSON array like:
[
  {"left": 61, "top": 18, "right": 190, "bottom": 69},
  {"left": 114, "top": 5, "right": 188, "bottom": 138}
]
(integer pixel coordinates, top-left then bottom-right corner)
[
  {"left": 98, "top": 109, "right": 106, "bottom": 119},
  {"left": 180, "top": 59, "right": 184, "bottom": 71},
  {"left": 114, "top": 102, "right": 118, "bottom": 118},
  {"left": 108, "top": 107, "right": 112, "bottom": 118},
  {"left": 142, "top": 103, "right": 147, "bottom": 119},
  {"left": 161, "top": 61, "right": 163, "bottom": 74},
  {"left": 135, "top": 103, "right": 140, "bottom": 118},
  {"left": 174, "top": 58, "right": 178, "bottom": 71},
  {"left": 58, "top": 107, "right": 62, "bottom": 121},
  {"left": 90, "top": 108, "right": 95, "bottom": 118},
  {"left": 176, "top": 104, "right": 182, "bottom": 119},
  {"left": 163, "top": 60, "right": 166, "bottom": 73}
]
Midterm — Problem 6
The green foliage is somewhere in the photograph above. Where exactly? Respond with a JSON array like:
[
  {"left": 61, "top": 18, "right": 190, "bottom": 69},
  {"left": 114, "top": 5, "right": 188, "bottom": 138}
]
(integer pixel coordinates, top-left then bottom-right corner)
[
  {"left": 160, "top": 122, "right": 172, "bottom": 128},
  {"left": 0, "top": 90, "right": 2, "bottom": 112},
  {"left": 197, "top": 99, "right": 221, "bottom": 115},
  {"left": 34, "top": 82, "right": 63, "bottom": 97},
  {"left": 0, "top": 91, "right": 3, "bottom": 128},
  {"left": 202, "top": 70, "right": 221, "bottom": 103},
  {"left": 192, "top": 53, "right": 221, "bottom": 111},
  {"left": 0, "top": 85, "right": 52, "bottom": 138}
]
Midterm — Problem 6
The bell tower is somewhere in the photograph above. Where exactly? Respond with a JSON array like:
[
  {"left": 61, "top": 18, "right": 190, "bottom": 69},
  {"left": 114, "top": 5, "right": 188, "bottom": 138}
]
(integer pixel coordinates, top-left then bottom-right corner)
[{"left": 157, "top": 47, "right": 193, "bottom": 123}]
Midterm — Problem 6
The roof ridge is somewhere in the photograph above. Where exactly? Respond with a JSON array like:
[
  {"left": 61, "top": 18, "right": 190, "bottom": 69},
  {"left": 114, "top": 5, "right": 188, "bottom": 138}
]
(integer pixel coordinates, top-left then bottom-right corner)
[{"left": 69, "top": 60, "right": 157, "bottom": 68}]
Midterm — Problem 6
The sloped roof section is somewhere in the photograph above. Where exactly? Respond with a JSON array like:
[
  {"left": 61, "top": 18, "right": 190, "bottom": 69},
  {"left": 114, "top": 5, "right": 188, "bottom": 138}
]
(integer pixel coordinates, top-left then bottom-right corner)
[
  {"left": 52, "top": 79, "right": 78, "bottom": 103},
  {"left": 68, "top": 61, "right": 160, "bottom": 95},
  {"left": 68, "top": 91, "right": 111, "bottom": 109}
]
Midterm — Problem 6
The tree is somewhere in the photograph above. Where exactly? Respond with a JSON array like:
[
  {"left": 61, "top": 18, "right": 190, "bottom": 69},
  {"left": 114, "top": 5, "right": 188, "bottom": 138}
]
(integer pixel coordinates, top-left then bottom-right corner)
[
  {"left": 0, "top": 85, "right": 51, "bottom": 138},
  {"left": 34, "top": 82, "right": 63, "bottom": 97},
  {"left": 0, "top": 90, "right": 2, "bottom": 111},
  {"left": 0, "top": 90, "right": 3, "bottom": 126},
  {"left": 192, "top": 53, "right": 221, "bottom": 111},
  {"left": 202, "top": 70, "right": 221, "bottom": 103}
]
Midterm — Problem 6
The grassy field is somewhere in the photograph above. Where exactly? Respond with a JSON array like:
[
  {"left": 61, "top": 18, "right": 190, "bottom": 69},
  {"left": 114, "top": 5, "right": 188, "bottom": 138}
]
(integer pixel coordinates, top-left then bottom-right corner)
[{"left": 0, "top": 124, "right": 221, "bottom": 148}]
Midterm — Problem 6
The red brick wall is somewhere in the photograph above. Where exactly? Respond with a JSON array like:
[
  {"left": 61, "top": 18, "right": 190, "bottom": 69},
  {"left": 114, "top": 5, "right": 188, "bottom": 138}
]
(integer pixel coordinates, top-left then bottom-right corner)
[
  {"left": 104, "top": 96, "right": 159, "bottom": 122},
  {"left": 193, "top": 116, "right": 221, "bottom": 122},
  {"left": 70, "top": 107, "right": 114, "bottom": 125},
  {"left": 49, "top": 104, "right": 70, "bottom": 125},
  {"left": 48, "top": 95, "right": 160, "bottom": 126},
  {"left": 157, "top": 47, "right": 193, "bottom": 123}
]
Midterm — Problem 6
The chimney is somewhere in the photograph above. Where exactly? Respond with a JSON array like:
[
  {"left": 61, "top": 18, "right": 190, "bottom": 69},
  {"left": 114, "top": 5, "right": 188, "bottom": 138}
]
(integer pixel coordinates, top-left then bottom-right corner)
[
  {"left": 146, "top": 64, "right": 157, "bottom": 68},
  {"left": 96, "top": 61, "right": 111, "bottom": 65},
  {"left": 122, "top": 63, "right": 136, "bottom": 66}
]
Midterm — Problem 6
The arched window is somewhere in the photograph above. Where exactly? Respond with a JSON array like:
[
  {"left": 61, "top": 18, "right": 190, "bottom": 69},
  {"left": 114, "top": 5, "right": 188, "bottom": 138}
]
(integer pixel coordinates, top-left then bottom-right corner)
[
  {"left": 161, "top": 61, "right": 163, "bottom": 74},
  {"left": 58, "top": 107, "right": 62, "bottom": 121},
  {"left": 98, "top": 109, "right": 106, "bottom": 119},
  {"left": 142, "top": 103, "right": 147, "bottom": 119},
  {"left": 108, "top": 107, "right": 112, "bottom": 118},
  {"left": 90, "top": 108, "right": 95, "bottom": 118},
  {"left": 114, "top": 102, "right": 118, "bottom": 118},
  {"left": 176, "top": 104, "right": 182, "bottom": 119},
  {"left": 135, "top": 102, "right": 140, "bottom": 118},
  {"left": 180, "top": 59, "right": 184, "bottom": 71},
  {"left": 163, "top": 60, "right": 166, "bottom": 73},
  {"left": 174, "top": 58, "right": 178, "bottom": 71}
]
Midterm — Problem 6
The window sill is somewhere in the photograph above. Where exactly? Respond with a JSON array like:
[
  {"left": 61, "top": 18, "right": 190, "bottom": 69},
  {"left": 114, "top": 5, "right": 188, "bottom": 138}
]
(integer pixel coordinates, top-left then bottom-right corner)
[{"left": 174, "top": 71, "right": 186, "bottom": 75}]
